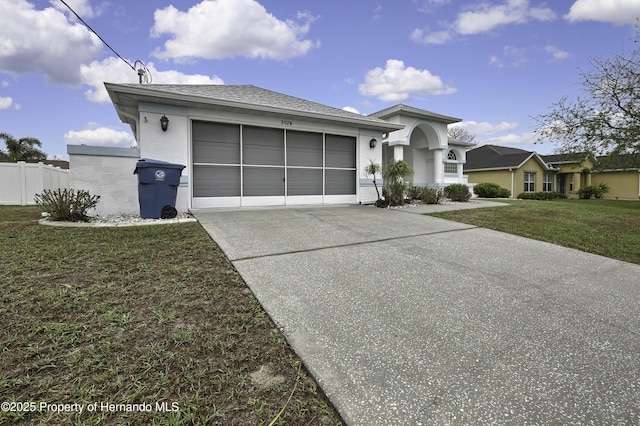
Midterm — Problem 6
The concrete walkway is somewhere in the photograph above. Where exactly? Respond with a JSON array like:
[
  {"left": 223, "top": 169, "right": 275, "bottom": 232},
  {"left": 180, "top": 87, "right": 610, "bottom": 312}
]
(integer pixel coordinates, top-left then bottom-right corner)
[{"left": 192, "top": 204, "right": 640, "bottom": 425}]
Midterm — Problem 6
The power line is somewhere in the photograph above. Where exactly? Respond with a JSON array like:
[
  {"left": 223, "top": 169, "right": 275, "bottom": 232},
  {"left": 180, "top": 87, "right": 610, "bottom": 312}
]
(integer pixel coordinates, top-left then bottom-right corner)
[{"left": 59, "top": 0, "right": 151, "bottom": 83}]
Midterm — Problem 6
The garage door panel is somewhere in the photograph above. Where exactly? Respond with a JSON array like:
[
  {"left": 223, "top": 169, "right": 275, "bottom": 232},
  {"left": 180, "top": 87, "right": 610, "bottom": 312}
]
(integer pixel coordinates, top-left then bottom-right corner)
[
  {"left": 193, "top": 165, "right": 240, "bottom": 197},
  {"left": 326, "top": 135, "right": 356, "bottom": 169},
  {"left": 287, "top": 131, "right": 323, "bottom": 167},
  {"left": 326, "top": 169, "right": 356, "bottom": 195},
  {"left": 243, "top": 126, "right": 284, "bottom": 166},
  {"left": 244, "top": 167, "right": 285, "bottom": 196},
  {"left": 287, "top": 168, "right": 322, "bottom": 195},
  {"left": 193, "top": 122, "right": 240, "bottom": 164}
]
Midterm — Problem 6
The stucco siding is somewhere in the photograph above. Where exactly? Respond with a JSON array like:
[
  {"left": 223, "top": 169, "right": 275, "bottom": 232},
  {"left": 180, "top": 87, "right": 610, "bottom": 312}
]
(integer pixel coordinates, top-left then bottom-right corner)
[{"left": 593, "top": 171, "right": 640, "bottom": 199}]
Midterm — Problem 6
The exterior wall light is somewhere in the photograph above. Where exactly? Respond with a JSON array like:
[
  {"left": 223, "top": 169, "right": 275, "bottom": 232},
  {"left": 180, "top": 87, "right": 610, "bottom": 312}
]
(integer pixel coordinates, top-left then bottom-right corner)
[
  {"left": 160, "top": 115, "right": 169, "bottom": 132},
  {"left": 369, "top": 138, "right": 377, "bottom": 149}
]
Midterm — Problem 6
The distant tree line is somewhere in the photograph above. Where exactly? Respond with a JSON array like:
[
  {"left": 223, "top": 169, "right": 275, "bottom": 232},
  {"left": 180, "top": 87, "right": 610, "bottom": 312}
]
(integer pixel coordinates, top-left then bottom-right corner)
[{"left": 0, "top": 132, "right": 47, "bottom": 162}]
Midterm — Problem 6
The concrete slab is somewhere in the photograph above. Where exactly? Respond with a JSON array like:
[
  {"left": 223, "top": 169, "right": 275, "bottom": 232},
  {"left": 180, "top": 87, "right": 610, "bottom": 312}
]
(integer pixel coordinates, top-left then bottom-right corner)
[{"left": 192, "top": 205, "right": 640, "bottom": 425}]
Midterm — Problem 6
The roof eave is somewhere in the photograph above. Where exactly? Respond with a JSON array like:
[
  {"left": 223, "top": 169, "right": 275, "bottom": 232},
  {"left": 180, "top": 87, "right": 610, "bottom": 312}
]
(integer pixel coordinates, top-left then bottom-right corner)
[{"left": 105, "top": 83, "right": 404, "bottom": 133}]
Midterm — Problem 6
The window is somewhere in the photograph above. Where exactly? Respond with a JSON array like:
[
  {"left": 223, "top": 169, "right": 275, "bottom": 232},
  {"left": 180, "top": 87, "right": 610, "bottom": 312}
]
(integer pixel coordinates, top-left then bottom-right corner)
[
  {"left": 569, "top": 174, "right": 574, "bottom": 192},
  {"left": 543, "top": 173, "right": 553, "bottom": 192},
  {"left": 524, "top": 172, "right": 536, "bottom": 192},
  {"left": 444, "top": 150, "right": 458, "bottom": 174}
]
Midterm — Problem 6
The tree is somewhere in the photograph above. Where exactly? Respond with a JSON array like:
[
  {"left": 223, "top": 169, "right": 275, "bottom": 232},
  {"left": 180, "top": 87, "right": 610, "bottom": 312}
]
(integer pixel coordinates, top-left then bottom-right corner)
[
  {"left": 533, "top": 46, "right": 640, "bottom": 168},
  {"left": 363, "top": 160, "right": 382, "bottom": 204},
  {"left": 447, "top": 126, "right": 476, "bottom": 144},
  {"left": 383, "top": 159, "right": 414, "bottom": 206},
  {"left": 0, "top": 132, "right": 47, "bottom": 162}
]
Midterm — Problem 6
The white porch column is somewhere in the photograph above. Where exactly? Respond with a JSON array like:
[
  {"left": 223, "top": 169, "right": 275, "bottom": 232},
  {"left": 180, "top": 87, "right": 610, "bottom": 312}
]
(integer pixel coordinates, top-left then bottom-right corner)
[
  {"left": 393, "top": 145, "right": 404, "bottom": 161},
  {"left": 433, "top": 148, "right": 444, "bottom": 183}
]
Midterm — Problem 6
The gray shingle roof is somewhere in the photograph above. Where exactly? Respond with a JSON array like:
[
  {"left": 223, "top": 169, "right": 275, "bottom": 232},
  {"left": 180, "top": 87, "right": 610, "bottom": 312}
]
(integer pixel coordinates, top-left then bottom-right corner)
[
  {"left": 105, "top": 83, "right": 403, "bottom": 131},
  {"left": 369, "top": 104, "right": 461, "bottom": 124},
  {"left": 464, "top": 145, "right": 534, "bottom": 170}
]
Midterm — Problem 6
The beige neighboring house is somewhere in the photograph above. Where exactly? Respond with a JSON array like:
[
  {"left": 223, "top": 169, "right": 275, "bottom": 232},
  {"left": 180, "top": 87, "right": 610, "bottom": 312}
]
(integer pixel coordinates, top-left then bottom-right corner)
[{"left": 465, "top": 145, "right": 640, "bottom": 199}]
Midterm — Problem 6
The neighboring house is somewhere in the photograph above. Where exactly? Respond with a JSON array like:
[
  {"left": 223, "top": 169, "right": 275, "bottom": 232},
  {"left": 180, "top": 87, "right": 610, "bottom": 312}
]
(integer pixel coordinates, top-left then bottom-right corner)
[
  {"left": 68, "top": 84, "right": 471, "bottom": 215},
  {"left": 465, "top": 144, "right": 640, "bottom": 199},
  {"left": 591, "top": 155, "right": 640, "bottom": 200},
  {"left": 465, "top": 145, "right": 554, "bottom": 197}
]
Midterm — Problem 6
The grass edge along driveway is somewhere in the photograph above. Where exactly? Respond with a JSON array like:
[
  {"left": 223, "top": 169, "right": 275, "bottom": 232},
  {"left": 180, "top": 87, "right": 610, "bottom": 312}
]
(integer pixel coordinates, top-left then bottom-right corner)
[
  {"left": 428, "top": 199, "right": 640, "bottom": 265},
  {"left": 0, "top": 206, "right": 343, "bottom": 426}
]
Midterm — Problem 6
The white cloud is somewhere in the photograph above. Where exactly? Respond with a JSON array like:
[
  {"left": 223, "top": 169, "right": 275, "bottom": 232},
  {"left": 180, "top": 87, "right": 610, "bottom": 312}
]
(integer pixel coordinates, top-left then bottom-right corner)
[
  {"left": 0, "top": 0, "right": 102, "bottom": 84},
  {"left": 566, "top": 0, "right": 640, "bottom": 25},
  {"left": 545, "top": 45, "right": 569, "bottom": 60},
  {"left": 0, "top": 96, "right": 13, "bottom": 109},
  {"left": 151, "top": 0, "right": 318, "bottom": 61},
  {"left": 413, "top": 0, "right": 555, "bottom": 44},
  {"left": 342, "top": 106, "right": 361, "bottom": 114},
  {"left": 451, "top": 120, "right": 519, "bottom": 136},
  {"left": 359, "top": 59, "right": 456, "bottom": 102},
  {"left": 479, "top": 132, "right": 536, "bottom": 145},
  {"left": 411, "top": 28, "right": 453, "bottom": 44},
  {"left": 489, "top": 46, "right": 529, "bottom": 67},
  {"left": 50, "top": 0, "right": 95, "bottom": 18},
  {"left": 64, "top": 127, "right": 136, "bottom": 148},
  {"left": 80, "top": 57, "right": 224, "bottom": 103},
  {"left": 455, "top": 0, "right": 555, "bottom": 34}
]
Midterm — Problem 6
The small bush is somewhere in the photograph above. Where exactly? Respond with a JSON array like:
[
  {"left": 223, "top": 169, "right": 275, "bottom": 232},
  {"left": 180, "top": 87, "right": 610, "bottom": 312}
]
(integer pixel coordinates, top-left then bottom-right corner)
[
  {"left": 420, "top": 188, "right": 444, "bottom": 205},
  {"left": 444, "top": 183, "right": 471, "bottom": 202},
  {"left": 578, "top": 183, "right": 610, "bottom": 199},
  {"left": 517, "top": 191, "right": 566, "bottom": 200},
  {"left": 34, "top": 188, "right": 100, "bottom": 222},
  {"left": 474, "top": 182, "right": 511, "bottom": 198},
  {"left": 498, "top": 188, "right": 511, "bottom": 198},
  {"left": 407, "top": 186, "right": 423, "bottom": 200}
]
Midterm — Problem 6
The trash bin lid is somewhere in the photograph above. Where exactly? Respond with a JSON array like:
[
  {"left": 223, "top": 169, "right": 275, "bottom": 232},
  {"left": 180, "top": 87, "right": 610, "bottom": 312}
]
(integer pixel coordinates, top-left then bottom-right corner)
[{"left": 134, "top": 158, "right": 186, "bottom": 174}]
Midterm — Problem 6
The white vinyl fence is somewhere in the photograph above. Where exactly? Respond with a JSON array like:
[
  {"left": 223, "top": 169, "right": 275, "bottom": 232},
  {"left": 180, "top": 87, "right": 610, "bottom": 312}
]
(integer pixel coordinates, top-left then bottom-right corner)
[{"left": 0, "top": 161, "right": 70, "bottom": 205}]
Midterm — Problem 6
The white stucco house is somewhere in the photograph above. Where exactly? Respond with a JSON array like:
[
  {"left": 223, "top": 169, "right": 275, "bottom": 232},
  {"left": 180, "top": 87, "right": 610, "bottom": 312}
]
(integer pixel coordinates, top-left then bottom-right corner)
[{"left": 68, "top": 84, "right": 471, "bottom": 216}]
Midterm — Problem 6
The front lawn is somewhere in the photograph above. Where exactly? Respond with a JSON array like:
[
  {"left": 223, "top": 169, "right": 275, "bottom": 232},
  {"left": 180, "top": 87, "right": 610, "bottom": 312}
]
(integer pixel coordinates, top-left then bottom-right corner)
[
  {"left": 428, "top": 199, "right": 640, "bottom": 264},
  {"left": 0, "top": 206, "right": 342, "bottom": 425}
]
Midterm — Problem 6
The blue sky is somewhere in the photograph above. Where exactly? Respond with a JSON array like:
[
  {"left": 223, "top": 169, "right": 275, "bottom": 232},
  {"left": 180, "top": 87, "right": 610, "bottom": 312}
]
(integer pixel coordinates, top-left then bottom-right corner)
[{"left": 1, "top": 0, "right": 639, "bottom": 160}]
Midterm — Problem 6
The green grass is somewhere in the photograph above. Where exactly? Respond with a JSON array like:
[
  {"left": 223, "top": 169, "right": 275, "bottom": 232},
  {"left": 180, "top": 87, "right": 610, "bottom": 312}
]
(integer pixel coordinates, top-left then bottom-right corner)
[
  {"left": 428, "top": 199, "right": 640, "bottom": 264},
  {"left": 0, "top": 206, "right": 343, "bottom": 425}
]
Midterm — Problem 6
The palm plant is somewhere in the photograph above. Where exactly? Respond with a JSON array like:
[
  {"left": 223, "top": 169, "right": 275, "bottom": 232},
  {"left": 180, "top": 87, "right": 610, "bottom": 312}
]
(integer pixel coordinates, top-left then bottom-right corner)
[
  {"left": 383, "top": 159, "right": 414, "bottom": 206},
  {"left": 0, "top": 132, "right": 47, "bottom": 162},
  {"left": 363, "top": 160, "right": 382, "bottom": 203}
]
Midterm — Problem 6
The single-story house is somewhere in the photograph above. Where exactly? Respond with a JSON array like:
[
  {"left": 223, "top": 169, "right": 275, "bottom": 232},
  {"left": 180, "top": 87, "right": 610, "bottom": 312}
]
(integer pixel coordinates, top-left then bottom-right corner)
[
  {"left": 465, "top": 144, "right": 640, "bottom": 199},
  {"left": 68, "top": 84, "right": 472, "bottom": 215}
]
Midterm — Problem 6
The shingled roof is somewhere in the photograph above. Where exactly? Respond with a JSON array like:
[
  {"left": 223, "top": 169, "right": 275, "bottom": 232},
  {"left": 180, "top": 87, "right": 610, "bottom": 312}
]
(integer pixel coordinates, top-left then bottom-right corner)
[
  {"left": 105, "top": 83, "right": 404, "bottom": 135},
  {"left": 369, "top": 104, "right": 461, "bottom": 124},
  {"left": 464, "top": 145, "right": 538, "bottom": 171}
]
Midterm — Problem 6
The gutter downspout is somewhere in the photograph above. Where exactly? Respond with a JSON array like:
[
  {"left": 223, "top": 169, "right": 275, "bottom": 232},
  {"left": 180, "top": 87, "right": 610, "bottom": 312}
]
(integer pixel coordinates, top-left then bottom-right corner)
[{"left": 509, "top": 168, "right": 515, "bottom": 199}]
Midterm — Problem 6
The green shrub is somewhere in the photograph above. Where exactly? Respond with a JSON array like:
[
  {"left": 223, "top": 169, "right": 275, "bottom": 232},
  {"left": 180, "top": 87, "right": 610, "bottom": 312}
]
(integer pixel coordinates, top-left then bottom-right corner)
[
  {"left": 34, "top": 188, "right": 100, "bottom": 222},
  {"left": 420, "top": 188, "right": 444, "bottom": 205},
  {"left": 578, "top": 183, "right": 610, "bottom": 199},
  {"left": 498, "top": 188, "right": 511, "bottom": 198},
  {"left": 407, "top": 186, "right": 423, "bottom": 200},
  {"left": 517, "top": 191, "right": 566, "bottom": 200},
  {"left": 383, "top": 160, "right": 414, "bottom": 206},
  {"left": 474, "top": 182, "right": 511, "bottom": 198},
  {"left": 444, "top": 183, "right": 471, "bottom": 202}
]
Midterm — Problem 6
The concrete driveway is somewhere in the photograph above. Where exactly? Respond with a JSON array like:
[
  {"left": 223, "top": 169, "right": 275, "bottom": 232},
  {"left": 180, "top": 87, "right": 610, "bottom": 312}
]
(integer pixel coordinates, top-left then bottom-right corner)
[{"left": 192, "top": 204, "right": 640, "bottom": 425}]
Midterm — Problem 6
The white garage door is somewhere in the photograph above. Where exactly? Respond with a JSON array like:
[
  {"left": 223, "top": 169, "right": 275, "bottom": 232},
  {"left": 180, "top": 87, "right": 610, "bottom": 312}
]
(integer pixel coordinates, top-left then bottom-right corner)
[{"left": 192, "top": 121, "right": 356, "bottom": 207}]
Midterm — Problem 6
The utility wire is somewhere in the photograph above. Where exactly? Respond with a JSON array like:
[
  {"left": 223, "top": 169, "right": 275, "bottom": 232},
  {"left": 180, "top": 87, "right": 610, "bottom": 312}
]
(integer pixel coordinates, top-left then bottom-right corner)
[{"left": 59, "top": 0, "right": 151, "bottom": 82}]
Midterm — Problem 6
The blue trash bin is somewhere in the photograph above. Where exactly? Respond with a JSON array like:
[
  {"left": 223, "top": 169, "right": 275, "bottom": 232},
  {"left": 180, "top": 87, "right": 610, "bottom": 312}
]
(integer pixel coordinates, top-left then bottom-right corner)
[{"left": 134, "top": 158, "right": 186, "bottom": 219}]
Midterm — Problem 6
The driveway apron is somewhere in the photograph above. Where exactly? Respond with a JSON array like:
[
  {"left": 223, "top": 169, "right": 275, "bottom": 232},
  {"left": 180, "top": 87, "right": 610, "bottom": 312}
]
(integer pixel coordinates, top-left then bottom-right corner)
[{"left": 192, "top": 205, "right": 640, "bottom": 425}]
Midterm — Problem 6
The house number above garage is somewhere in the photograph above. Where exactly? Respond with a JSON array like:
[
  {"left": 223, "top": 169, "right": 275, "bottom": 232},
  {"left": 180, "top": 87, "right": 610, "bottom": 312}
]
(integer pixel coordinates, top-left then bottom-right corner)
[{"left": 281, "top": 119, "right": 294, "bottom": 126}]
